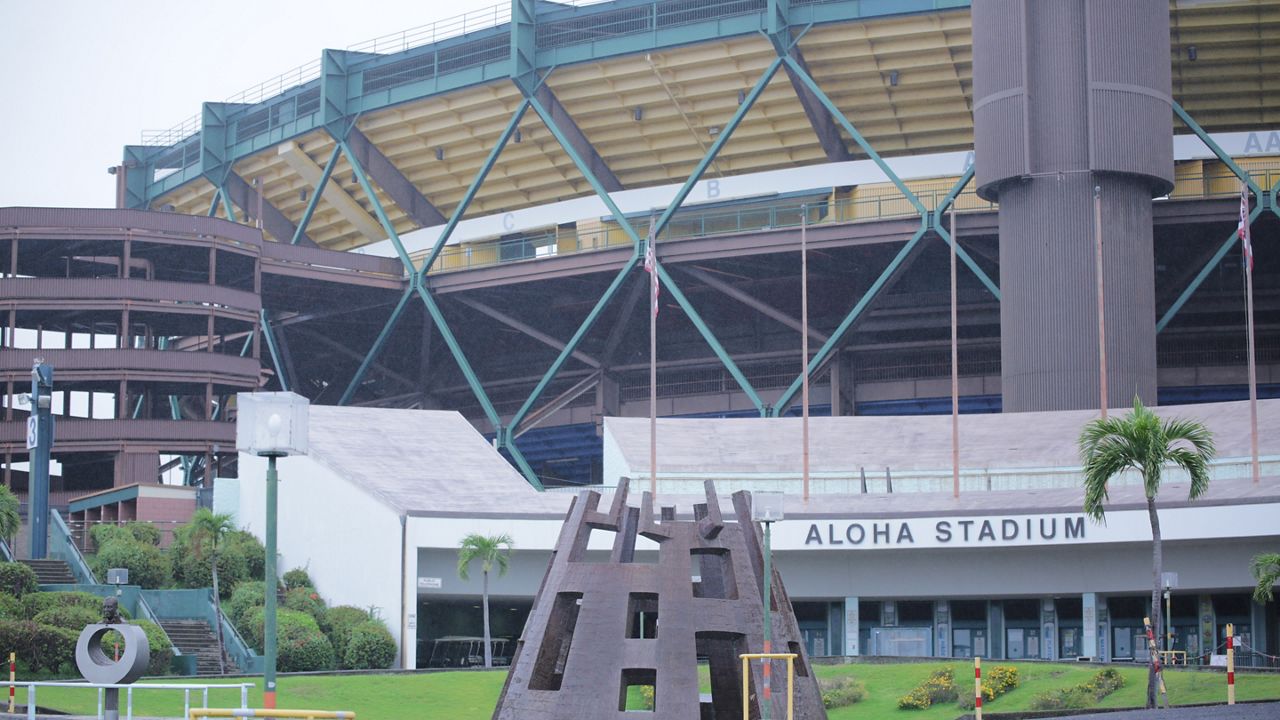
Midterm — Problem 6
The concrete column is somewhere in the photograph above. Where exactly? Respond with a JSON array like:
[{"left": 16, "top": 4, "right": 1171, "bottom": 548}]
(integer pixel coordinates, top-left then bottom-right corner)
[
  {"left": 972, "top": 0, "right": 1173, "bottom": 412},
  {"left": 988, "top": 601, "right": 1005, "bottom": 659},
  {"left": 843, "top": 596, "right": 859, "bottom": 656},
  {"left": 935, "top": 600, "right": 951, "bottom": 658},
  {"left": 1041, "top": 598, "right": 1057, "bottom": 660}
]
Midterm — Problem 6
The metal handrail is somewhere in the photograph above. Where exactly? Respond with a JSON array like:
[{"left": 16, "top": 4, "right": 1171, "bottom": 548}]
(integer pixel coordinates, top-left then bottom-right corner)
[
  {"left": 421, "top": 162, "right": 1280, "bottom": 276},
  {"left": 16, "top": 681, "right": 253, "bottom": 720},
  {"left": 48, "top": 509, "right": 98, "bottom": 585}
]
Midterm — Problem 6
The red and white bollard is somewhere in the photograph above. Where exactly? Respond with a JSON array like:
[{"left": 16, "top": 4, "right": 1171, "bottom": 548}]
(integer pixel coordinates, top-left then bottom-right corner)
[
  {"left": 8, "top": 651, "right": 14, "bottom": 713},
  {"left": 974, "top": 656, "right": 982, "bottom": 720},
  {"left": 1227, "top": 623, "right": 1235, "bottom": 705}
]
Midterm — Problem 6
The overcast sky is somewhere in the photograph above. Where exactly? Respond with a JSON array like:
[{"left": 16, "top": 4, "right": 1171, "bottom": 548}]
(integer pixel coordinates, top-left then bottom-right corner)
[{"left": 0, "top": 0, "right": 506, "bottom": 209}]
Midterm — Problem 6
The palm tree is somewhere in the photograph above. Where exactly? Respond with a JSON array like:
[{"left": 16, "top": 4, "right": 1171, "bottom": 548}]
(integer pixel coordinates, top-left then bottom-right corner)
[
  {"left": 1251, "top": 553, "right": 1280, "bottom": 603},
  {"left": 1079, "top": 398, "right": 1215, "bottom": 709},
  {"left": 457, "top": 533, "right": 514, "bottom": 669},
  {"left": 0, "top": 486, "right": 20, "bottom": 557},
  {"left": 189, "top": 508, "right": 235, "bottom": 674}
]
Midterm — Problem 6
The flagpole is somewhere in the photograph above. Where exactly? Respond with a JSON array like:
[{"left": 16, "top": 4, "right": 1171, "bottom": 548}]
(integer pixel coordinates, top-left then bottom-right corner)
[
  {"left": 1093, "top": 184, "right": 1108, "bottom": 418},
  {"left": 1246, "top": 258, "right": 1259, "bottom": 484},
  {"left": 801, "top": 205, "right": 810, "bottom": 503},
  {"left": 1241, "top": 182, "right": 1259, "bottom": 484},
  {"left": 950, "top": 209, "right": 960, "bottom": 499},
  {"left": 647, "top": 228, "right": 659, "bottom": 498}
]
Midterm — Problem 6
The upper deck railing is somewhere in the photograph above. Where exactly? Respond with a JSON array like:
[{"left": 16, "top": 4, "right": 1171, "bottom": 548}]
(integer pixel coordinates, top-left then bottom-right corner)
[{"left": 421, "top": 162, "right": 1280, "bottom": 275}]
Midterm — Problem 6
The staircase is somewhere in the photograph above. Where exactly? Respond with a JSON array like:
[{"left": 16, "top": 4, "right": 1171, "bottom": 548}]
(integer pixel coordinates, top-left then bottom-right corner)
[
  {"left": 160, "top": 620, "right": 237, "bottom": 676},
  {"left": 20, "top": 559, "right": 76, "bottom": 585}
]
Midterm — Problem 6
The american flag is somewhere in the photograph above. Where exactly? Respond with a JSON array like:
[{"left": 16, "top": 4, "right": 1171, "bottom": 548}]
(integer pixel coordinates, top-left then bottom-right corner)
[
  {"left": 644, "top": 236, "right": 659, "bottom": 317},
  {"left": 1239, "top": 181, "right": 1254, "bottom": 273}
]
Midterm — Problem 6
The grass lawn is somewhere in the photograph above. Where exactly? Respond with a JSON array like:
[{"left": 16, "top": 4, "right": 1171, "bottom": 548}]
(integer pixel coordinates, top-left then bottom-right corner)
[{"left": 11, "top": 662, "right": 1279, "bottom": 719}]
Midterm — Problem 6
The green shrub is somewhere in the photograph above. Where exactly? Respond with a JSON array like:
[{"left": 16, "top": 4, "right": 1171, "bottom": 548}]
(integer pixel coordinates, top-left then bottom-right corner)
[
  {"left": 32, "top": 605, "right": 100, "bottom": 632},
  {"left": 22, "top": 591, "right": 112, "bottom": 620},
  {"left": 284, "top": 587, "right": 327, "bottom": 630},
  {"left": 0, "top": 619, "right": 78, "bottom": 674},
  {"left": 959, "top": 665, "right": 1020, "bottom": 709},
  {"left": 0, "top": 593, "right": 22, "bottom": 620},
  {"left": 343, "top": 620, "right": 395, "bottom": 669},
  {"left": 91, "top": 539, "right": 171, "bottom": 589},
  {"left": 125, "top": 522, "right": 162, "bottom": 546},
  {"left": 89, "top": 524, "right": 133, "bottom": 549},
  {"left": 169, "top": 529, "right": 263, "bottom": 598},
  {"left": 0, "top": 563, "right": 38, "bottom": 597},
  {"left": 227, "top": 581, "right": 265, "bottom": 631},
  {"left": 1029, "top": 668, "right": 1125, "bottom": 711},
  {"left": 324, "top": 605, "right": 371, "bottom": 662},
  {"left": 243, "top": 607, "right": 319, "bottom": 652},
  {"left": 819, "top": 675, "right": 867, "bottom": 709},
  {"left": 223, "top": 531, "right": 266, "bottom": 581},
  {"left": 898, "top": 667, "right": 958, "bottom": 710},
  {"left": 282, "top": 567, "right": 313, "bottom": 591},
  {"left": 275, "top": 615, "right": 334, "bottom": 672}
]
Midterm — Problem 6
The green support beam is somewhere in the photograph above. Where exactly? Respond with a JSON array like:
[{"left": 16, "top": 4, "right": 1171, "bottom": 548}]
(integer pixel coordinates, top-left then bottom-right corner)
[
  {"left": 292, "top": 145, "right": 341, "bottom": 245},
  {"left": 417, "top": 100, "right": 530, "bottom": 277},
  {"left": 338, "top": 286, "right": 417, "bottom": 406},
  {"left": 771, "top": 220, "right": 931, "bottom": 417},
  {"left": 1157, "top": 102, "right": 1265, "bottom": 332},
  {"left": 930, "top": 166, "right": 1001, "bottom": 300},
  {"left": 259, "top": 309, "right": 290, "bottom": 392},
  {"left": 513, "top": 53, "right": 781, "bottom": 422}
]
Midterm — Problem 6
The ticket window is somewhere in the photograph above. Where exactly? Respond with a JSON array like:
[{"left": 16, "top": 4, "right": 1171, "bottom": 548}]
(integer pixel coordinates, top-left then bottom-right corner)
[
  {"left": 1113, "top": 627, "right": 1151, "bottom": 661},
  {"left": 1059, "top": 627, "right": 1082, "bottom": 659},
  {"left": 1006, "top": 628, "right": 1039, "bottom": 660},
  {"left": 953, "top": 628, "right": 987, "bottom": 658}
]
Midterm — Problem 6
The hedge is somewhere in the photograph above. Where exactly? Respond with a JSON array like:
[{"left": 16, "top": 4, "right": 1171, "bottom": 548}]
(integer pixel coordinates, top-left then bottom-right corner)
[
  {"left": 343, "top": 620, "right": 396, "bottom": 669},
  {"left": 32, "top": 605, "right": 100, "bottom": 632},
  {"left": 23, "top": 591, "right": 109, "bottom": 620},
  {"left": 282, "top": 568, "right": 313, "bottom": 591},
  {"left": 325, "top": 606, "right": 371, "bottom": 662},
  {"left": 0, "top": 619, "right": 77, "bottom": 674},
  {"left": 0, "top": 563, "right": 38, "bottom": 597},
  {"left": 91, "top": 539, "right": 171, "bottom": 589},
  {"left": 283, "top": 587, "right": 327, "bottom": 630}
]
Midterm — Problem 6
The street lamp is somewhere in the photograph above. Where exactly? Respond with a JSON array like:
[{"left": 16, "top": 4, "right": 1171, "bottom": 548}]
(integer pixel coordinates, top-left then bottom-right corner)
[
  {"left": 1162, "top": 572, "right": 1178, "bottom": 657},
  {"left": 752, "top": 491, "right": 784, "bottom": 720},
  {"left": 236, "top": 392, "right": 308, "bottom": 710}
]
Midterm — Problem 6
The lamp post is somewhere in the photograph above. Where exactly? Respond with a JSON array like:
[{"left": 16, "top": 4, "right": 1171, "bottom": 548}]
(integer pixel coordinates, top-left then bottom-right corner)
[
  {"left": 752, "top": 491, "right": 784, "bottom": 720},
  {"left": 28, "top": 360, "right": 53, "bottom": 559},
  {"left": 1162, "top": 572, "right": 1178, "bottom": 656},
  {"left": 236, "top": 392, "right": 308, "bottom": 710}
]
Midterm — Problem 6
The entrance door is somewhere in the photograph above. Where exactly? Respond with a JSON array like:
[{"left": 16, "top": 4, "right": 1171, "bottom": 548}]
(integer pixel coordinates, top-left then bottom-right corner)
[{"left": 1006, "top": 628, "right": 1039, "bottom": 659}]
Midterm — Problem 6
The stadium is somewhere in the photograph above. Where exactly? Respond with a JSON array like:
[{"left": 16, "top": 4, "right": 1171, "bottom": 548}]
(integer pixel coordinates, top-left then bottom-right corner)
[{"left": 2, "top": 0, "right": 1279, "bottom": 673}]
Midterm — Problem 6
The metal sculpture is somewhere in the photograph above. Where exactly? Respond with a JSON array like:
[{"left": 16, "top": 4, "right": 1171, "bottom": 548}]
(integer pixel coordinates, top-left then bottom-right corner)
[
  {"left": 75, "top": 599, "right": 150, "bottom": 720},
  {"left": 494, "top": 479, "right": 825, "bottom": 719}
]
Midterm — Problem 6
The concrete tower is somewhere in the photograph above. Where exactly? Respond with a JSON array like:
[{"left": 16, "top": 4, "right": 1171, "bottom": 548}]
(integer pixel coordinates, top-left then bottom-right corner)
[{"left": 973, "top": 0, "right": 1174, "bottom": 412}]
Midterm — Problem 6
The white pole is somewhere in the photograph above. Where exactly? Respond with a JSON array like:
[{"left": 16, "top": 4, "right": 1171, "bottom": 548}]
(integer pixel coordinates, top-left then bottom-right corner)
[
  {"left": 801, "top": 205, "right": 810, "bottom": 503},
  {"left": 950, "top": 209, "right": 960, "bottom": 499}
]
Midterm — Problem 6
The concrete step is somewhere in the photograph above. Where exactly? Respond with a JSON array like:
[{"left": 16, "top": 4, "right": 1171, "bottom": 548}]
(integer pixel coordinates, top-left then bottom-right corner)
[
  {"left": 20, "top": 559, "right": 76, "bottom": 585},
  {"left": 158, "top": 620, "right": 237, "bottom": 675}
]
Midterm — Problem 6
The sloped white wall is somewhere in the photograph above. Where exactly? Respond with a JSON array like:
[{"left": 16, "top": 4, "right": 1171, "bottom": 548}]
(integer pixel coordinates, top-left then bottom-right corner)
[{"left": 235, "top": 453, "right": 406, "bottom": 666}]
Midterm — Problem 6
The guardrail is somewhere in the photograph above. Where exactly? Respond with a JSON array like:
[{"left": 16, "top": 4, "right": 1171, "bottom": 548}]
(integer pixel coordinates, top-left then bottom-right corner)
[
  {"left": 49, "top": 510, "right": 98, "bottom": 585},
  {"left": 15, "top": 681, "right": 253, "bottom": 720},
  {"left": 422, "top": 163, "right": 1280, "bottom": 276},
  {"left": 190, "top": 710, "right": 355, "bottom": 719}
]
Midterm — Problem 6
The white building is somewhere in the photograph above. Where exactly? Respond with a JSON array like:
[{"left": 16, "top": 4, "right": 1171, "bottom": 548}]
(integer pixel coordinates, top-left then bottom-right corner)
[{"left": 227, "top": 400, "right": 1280, "bottom": 668}]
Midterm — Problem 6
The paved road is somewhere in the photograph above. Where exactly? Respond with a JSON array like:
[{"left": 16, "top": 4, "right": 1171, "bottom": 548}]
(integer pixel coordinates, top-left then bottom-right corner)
[{"left": 1049, "top": 701, "right": 1280, "bottom": 719}]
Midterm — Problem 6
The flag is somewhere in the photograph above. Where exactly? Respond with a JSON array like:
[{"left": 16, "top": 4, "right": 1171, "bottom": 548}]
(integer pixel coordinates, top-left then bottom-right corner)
[
  {"left": 1239, "top": 181, "right": 1254, "bottom": 273},
  {"left": 644, "top": 236, "right": 659, "bottom": 317}
]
